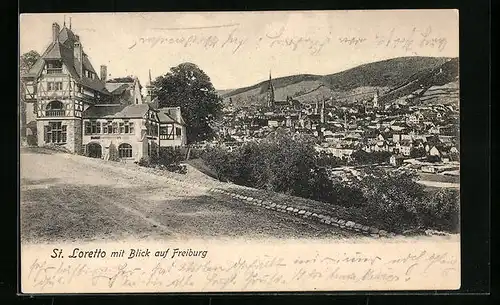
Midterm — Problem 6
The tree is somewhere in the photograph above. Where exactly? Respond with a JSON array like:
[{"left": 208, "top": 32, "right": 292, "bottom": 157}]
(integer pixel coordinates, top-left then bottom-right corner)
[
  {"left": 152, "top": 63, "right": 223, "bottom": 144},
  {"left": 20, "top": 50, "right": 40, "bottom": 75},
  {"left": 410, "top": 147, "right": 426, "bottom": 158},
  {"left": 355, "top": 167, "right": 427, "bottom": 232},
  {"left": 421, "top": 189, "right": 460, "bottom": 232},
  {"left": 20, "top": 50, "right": 41, "bottom": 144}
]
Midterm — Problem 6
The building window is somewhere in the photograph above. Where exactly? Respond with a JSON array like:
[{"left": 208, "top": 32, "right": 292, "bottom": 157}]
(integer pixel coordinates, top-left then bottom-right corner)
[
  {"left": 91, "top": 121, "right": 98, "bottom": 134},
  {"left": 112, "top": 122, "right": 118, "bottom": 134},
  {"left": 107, "top": 121, "right": 113, "bottom": 134},
  {"left": 84, "top": 121, "right": 91, "bottom": 135},
  {"left": 118, "top": 143, "right": 133, "bottom": 158},
  {"left": 45, "top": 100, "right": 65, "bottom": 117},
  {"left": 176, "top": 127, "right": 182, "bottom": 137},
  {"left": 124, "top": 122, "right": 129, "bottom": 133},
  {"left": 44, "top": 122, "right": 67, "bottom": 144},
  {"left": 96, "top": 122, "right": 101, "bottom": 134},
  {"left": 46, "top": 60, "right": 63, "bottom": 74},
  {"left": 119, "top": 122, "right": 125, "bottom": 134},
  {"left": 129, "top": 122, "right": 134, "bottom": 134},
  {"left": 47, "top": 82, "right": 63, "bottom": 91}
]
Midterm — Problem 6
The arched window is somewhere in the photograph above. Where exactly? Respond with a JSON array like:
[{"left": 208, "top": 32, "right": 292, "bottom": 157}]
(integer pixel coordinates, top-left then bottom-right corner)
[
  {"left": 118, "top": 143, "right": 133, "bottom": 158},
  {"left": 46, "top": 100, "right": 64, "bottom": 110}
]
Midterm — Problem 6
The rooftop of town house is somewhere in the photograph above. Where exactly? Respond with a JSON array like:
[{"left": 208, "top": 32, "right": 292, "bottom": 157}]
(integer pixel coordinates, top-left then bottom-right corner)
[
  {"left": 82, "top": 103, "right": 150, "bottom": 119},
  {"left": 105, "top": 76, "right": 143, "bottom": 95},
  {"left": 157, "top": 107, "right": 186, "bottom": 125}
]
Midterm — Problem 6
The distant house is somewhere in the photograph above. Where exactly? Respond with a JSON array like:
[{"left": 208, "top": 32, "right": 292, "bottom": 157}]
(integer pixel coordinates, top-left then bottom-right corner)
[
  {"left": 396, "top": 139, "right": 413, "bottom": 156},
  {"left": 157, "top": 107, "right": 187, "bottom": 149},
  {"left": 429, "top": 146, "right": 442, "bottom": 157},
  {"left": 105, "top": 76, "right": 143, "bottom": 105},
  {"left": 390, "top": 154, "right": 405, "bottom": 167},
  {"left": 268, "top": 115, "right": 286, "bottom": 128}
]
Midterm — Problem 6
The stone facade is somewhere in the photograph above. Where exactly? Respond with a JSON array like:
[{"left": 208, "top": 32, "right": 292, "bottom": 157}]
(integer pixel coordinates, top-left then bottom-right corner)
[{"left": 37, "top": 118, "right": 83, "bottom": 153}]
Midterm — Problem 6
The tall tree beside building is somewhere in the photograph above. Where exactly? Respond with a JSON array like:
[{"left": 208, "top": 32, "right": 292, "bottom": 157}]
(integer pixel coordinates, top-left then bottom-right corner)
[
  {"left": 20, "top": 51, "right": 41, "bottom": 74},
  {"left": 152, "top": 62, "right": 223, "bottom": 143},
  {"left": 20, "top": 50, "right": 41, "bottom": 144}
]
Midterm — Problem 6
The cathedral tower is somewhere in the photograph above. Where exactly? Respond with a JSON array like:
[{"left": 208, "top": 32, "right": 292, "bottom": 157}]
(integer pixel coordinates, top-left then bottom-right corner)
[{"left": 266, "top": 71, "right": 275, "bottom": 108}]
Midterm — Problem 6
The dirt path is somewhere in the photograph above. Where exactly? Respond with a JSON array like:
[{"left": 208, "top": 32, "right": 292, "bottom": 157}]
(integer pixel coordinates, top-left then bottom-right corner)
[{"left": 20, "top": 149, "right": 353, "bottom": 243}]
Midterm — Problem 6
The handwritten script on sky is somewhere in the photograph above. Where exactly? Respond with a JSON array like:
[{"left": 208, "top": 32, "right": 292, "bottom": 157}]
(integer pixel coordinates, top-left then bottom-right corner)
[{"left": 128, "top": 24, "right": 448, "bottom": 56}]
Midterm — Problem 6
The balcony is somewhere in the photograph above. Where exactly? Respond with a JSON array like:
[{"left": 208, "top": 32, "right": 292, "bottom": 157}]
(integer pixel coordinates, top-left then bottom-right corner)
[
  {"left": 45, "top": 110, "right": 66, "bottom": 117},
  {"left": 160, "top": 134, "right": 174, "bottom": 140}
]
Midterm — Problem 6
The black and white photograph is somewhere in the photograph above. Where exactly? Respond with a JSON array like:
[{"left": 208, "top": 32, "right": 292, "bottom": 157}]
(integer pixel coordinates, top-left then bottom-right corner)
[{"left": 19, "top": 10, "right": 460, "bottom": 293}]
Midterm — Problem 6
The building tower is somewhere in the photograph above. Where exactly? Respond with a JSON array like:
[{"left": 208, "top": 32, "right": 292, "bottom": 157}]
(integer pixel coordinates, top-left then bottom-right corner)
[
  {"left": 320, "top": 98, "right": 326, "bottom": 124},
  {"left": 145, "top": 69, "right": 155, "bottom": 103},
  {"left": 373, "top": 90, "right": 379, "bottom": 108},
  {"left": 266, "top": 71, "right": 275, "bottom": 108}
]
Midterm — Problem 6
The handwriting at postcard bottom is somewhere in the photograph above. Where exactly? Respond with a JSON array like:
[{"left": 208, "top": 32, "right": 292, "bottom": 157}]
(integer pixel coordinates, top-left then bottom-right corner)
[{"left": 21, "top": 239, "right": 460, "bottom": 293}]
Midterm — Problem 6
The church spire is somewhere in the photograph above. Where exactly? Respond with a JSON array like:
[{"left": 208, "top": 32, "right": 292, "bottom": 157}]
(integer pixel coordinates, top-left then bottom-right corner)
[
  {"left": 146, "top": 69, "right": 155, "bottom": 103},
  {"left": 267, "top": 70, "right": 275, "bottom": 108}
]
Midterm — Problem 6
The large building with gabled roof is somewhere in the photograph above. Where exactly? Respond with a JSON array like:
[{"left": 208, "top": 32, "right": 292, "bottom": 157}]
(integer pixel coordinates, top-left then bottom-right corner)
[{"left": 21, "top": 20, "right": 187, "bottom": 161}]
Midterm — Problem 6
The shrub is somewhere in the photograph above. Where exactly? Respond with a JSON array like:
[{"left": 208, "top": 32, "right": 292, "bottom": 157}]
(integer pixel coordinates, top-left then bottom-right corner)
[
  {"left": 137, "top": 156, "right": 152, "bottom": 167},
  {"left": 42, "top": 143, "right": 71, "bottom": 153},
  {"left": 201, "top": 145, "right": 233, "bottom": 181},
  {"left": 199, "top": 131, "right": 460, "bottom": 234},
  {"left": 420, "top": 189, "right": 460, "bottom": 232},
  {"left": 165, "top": 163, "right": 188, "bottom": 174},
  {"left": 153, "top": 148, "right": 185, "bottom": 166},
  {"left": 351, "top": 150, "right": 391, "bottom": 165},
  {"left": 108, "top": 143, "right": 120, "bottom": 162}
]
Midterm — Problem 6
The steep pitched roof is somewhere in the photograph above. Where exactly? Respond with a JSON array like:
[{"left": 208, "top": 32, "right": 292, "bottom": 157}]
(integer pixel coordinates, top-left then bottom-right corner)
[
  {"left": 157, "top": 111, "right": 177, "bottom": 124},
  {"left": 82, "top": 53, "right": 97, "bottom": 74},
  {"left": 23, "top": 25, "right": 109, "bottom": 95},
  {"left": 43, "top": 42, "right": 63, "bottom": 59},
  {"left": 105, "top": 83, "right": 130, "bottom": 94},
  {"left": 58, "top": 26, "right": 78, "bottom": 48},
  {"left": 157, "top": 107, "right": 186, "bottom": 125},
  {"left": 83, "top": 104, "right": 150, "bottom": 119}
]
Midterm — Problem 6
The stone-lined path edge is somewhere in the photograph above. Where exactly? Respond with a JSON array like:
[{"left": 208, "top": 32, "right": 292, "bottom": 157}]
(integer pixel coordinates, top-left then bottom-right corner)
[{"left": 208, "top": 188, "right": 398, "bottom": 238}]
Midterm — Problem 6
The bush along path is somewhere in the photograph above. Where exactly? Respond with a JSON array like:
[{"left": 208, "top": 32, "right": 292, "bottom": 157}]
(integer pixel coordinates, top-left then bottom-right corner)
[{"left": 208, "top": 188, "right": 398, "bottom": 238}]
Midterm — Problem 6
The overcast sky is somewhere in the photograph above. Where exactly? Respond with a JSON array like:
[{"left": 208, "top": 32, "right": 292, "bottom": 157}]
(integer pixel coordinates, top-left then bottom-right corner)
[{"left": 20, "top": 10, "right": 459, "bottom": 91}]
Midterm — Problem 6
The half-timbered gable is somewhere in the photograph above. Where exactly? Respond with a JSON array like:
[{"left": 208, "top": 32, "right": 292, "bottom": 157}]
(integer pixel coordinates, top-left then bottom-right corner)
[
  {"left": 20, "top": 20, "right": 187, "bottom": 159},
  {"left": 157, "top": 107, "right": 187, "bottom": 148},
  {"left": 21, "top": 21, "right": 111, "bottom": 153}
]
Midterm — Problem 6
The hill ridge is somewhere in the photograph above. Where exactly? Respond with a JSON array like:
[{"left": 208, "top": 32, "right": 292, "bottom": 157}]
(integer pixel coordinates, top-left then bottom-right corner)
[{"left": 219, "top": 56, "right": 458, "bottom": 107}]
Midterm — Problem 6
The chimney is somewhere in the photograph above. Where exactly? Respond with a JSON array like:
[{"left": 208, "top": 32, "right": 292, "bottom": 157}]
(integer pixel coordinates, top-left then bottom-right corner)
[
  {"left": 100, "top": 65, "right": 107, "bottom": 82},
  {"left": 52, "top": 22, "right": 60, "bottom": 42},
  {"left": 176, "top": 107, "right": 182, "bottom": 124},
  {"left": 74, "top": 39, "right": 83, "bottom": 76}
]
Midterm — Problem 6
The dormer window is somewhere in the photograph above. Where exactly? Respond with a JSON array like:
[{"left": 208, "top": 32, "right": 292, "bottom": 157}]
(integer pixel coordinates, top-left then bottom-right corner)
[
  {"left": 46, "top": 60, "right": 63, "bottom": 74},
  {"left": 84, "top": 70, "right": 95, "bottom": 79}
]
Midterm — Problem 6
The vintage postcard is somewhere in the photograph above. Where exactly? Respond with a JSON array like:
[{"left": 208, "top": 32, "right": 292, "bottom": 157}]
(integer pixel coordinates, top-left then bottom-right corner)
[{"left": 19, "top": 10, "right": 460, "bottom": 294}]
